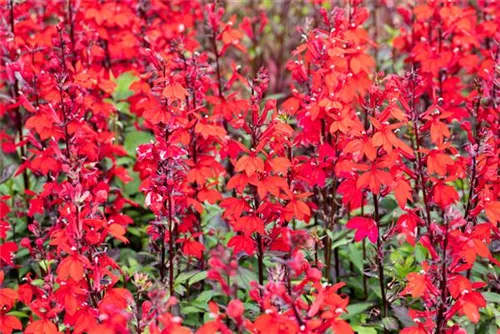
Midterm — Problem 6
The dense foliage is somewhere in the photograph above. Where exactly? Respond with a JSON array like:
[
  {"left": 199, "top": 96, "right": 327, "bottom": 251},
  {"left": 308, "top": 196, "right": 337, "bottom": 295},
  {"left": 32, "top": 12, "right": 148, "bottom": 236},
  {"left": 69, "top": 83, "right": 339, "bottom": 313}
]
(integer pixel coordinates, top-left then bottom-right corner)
[{"left": 1, "top": 0, "right": 499, "bottom": 333}]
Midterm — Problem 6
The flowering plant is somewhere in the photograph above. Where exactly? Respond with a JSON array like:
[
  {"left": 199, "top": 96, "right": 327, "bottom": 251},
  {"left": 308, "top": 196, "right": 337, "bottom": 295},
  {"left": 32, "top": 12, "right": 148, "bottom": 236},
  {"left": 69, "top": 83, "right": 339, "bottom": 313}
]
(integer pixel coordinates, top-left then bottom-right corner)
[{"left": 1, "top": 0, "right": 499, "bottom": 333}]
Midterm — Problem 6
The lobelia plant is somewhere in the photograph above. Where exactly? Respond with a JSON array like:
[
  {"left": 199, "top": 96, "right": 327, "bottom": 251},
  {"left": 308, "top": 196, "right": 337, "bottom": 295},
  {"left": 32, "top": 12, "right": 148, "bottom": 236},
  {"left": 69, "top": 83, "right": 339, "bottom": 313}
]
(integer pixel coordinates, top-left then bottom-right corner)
[{"left": 0, "top": 0, "right": 499, "bottom": 334}]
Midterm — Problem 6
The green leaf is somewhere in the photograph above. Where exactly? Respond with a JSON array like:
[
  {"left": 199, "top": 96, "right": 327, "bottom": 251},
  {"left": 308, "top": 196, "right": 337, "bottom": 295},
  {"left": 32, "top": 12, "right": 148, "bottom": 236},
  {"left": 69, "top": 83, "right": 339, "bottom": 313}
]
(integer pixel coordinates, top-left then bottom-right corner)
[
  {"left": 0, "top": 164, "right": 16, "bottom": 184},
  {"left": 175, "top": 270, "right": 207, "bottom": 286},
  {"left": 330, "top": 238, "right": 352, "bottom": 250},
  {"left": 15, "top": 247, "right": 30, "bottom": 259},
  {"left": 112, "top": 71, "right": 139, "bottom": 100},
  {"left": 392, "top": 305, "right": 415, "bottom": 327},
  {"left": 7, "top": 311, "right": 29, "bottom": 318},
  {"left": 30, "top": 279, "right": 45, "bottom": 287},
  {"left": 181, "top": 306, "right": 205, "bottom": 314},
  {"left": 483, "top": 292, "right": 500, "bottom": 304},
  {"left": 394, "top": 255, "right": 416, "bottom": 279},
  {"left": 352, "top": 326, "right": 378, "bottom": 334},
  {"left": 243, "top": 301, "right": 261, "bottom": 316},
  {"left": 347, "top": 243, "right": 364, "bottom": 274},
  {"left": 472, "top": 262, "right": 489, "bottom": 275},
  {"left": 236, "top": 267, "right": 258, "bottom": 290},
  {"left": 174, "top": 284, "right": 185, "bottom": 296},
  {"left": 342, "top": 303, "right": 373, "bottom": 320},
  {"left": 194, "top": 290, "right": 217, "bottom": 304},
  {"left": 114, "top": 101, "right": 132, "bottom": 116},
  {"left": 124, "top": 131, "right": 154, "bottom": 156},
  {"left": 38, "top": 259, "right": 49, "bottom": 273},
  {"left": 127, "top": 226, "right": 143, "bottom": 237},
  {"left": 326, "top": 229, "right": 352, "bottom": 246},
  {"left": 414, "top": 244, "right": 428, "bottom": 263},
  {"left": 264, "top": 93, "right": 286, "bottom": 101},
  {"left": 382, "top": 317, "right": 399, "bottom": 331},
  {"left": 175, "top": 271, "right": 197, "bottom": 285},
  {"left": 189, "top": 271, "right": 207, "bottom": 284},
  {"left": 123, "top": 170, "right": 141, "bottom": 197}
]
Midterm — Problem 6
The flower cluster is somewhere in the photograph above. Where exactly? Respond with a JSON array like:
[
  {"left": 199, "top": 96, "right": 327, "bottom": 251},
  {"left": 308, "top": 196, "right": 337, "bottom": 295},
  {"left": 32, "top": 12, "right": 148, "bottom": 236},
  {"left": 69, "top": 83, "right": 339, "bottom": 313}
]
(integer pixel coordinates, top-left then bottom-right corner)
[{"left": 1, "top": 0, "right": 499, "bottom": 333}]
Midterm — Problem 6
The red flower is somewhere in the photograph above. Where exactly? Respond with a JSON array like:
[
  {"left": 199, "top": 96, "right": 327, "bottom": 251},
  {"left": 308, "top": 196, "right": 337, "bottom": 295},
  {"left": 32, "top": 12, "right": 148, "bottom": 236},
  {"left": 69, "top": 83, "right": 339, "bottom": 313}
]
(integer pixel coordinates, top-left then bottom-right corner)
[{"left": 346, "top": 217, "right": 378, "bottom": 243}]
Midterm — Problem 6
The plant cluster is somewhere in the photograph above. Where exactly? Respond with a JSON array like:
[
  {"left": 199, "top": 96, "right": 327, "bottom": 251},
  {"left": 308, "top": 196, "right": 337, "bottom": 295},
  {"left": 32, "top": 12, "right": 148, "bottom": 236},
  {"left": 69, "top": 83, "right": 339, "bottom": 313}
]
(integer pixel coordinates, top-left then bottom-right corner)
[{"left": 0, "top": 0, "right": 499, "bottom": 333}]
